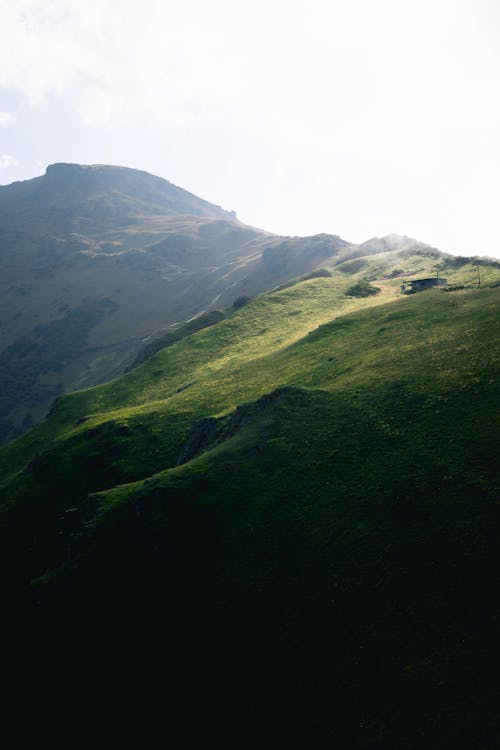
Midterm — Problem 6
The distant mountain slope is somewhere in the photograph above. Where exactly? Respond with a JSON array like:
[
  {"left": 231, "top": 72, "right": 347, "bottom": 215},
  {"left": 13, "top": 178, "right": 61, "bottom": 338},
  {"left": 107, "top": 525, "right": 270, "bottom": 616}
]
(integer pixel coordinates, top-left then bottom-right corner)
[{"left": 0, "top": 164, "right": 350, "bottom": 444}]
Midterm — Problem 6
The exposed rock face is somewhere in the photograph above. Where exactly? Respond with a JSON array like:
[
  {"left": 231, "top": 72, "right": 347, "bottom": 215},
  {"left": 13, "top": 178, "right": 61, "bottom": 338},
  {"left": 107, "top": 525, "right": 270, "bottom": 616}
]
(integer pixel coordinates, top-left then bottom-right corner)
[
  {"left": 176, "top": 386, "right": 302, "bottom": 465},
  {"left": 177, "top": 418, "right": 219, "bottom": 466}
]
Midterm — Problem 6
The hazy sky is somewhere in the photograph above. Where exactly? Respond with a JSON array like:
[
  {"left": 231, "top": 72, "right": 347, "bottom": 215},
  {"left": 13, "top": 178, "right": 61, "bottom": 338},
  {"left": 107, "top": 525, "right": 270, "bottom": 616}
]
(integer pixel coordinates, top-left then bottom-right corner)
[{"left": 1, "top": 0, "right": 500, "bottom": 257}]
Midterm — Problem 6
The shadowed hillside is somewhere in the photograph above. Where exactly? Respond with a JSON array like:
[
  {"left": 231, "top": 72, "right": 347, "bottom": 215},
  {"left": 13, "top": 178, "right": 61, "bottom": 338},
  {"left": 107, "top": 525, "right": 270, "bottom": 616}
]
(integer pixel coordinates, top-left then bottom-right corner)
[{"left": 1, "top": 243, "right": 499, "bottom": 745}]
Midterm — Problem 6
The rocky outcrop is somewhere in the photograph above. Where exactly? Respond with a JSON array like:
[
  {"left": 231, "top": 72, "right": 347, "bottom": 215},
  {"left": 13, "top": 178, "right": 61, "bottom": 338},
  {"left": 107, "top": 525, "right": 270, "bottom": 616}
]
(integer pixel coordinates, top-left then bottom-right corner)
[
  {"left": 176, "top": 418, "right": 219, "bottom": 465},
  {"left": 176, "top": 386, "right": 303, "bottom": 466}
]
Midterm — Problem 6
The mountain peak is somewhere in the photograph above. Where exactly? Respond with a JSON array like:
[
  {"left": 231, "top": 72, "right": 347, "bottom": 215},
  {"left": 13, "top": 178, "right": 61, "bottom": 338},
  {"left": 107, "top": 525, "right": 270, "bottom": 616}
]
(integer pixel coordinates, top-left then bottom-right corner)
[
  {"left": 359, "top": 233, "right": 434, "bottom": 254},
  {"left": 0, "top": 162, "right": 236, "bottom": 224},
  {"left": 45, "top": 162, "right": 163, "bottom": 181}
]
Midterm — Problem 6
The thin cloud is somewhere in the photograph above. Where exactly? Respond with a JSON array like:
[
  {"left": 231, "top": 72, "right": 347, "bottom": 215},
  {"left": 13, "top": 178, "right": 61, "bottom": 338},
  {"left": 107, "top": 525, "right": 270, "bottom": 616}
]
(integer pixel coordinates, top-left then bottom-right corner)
[
  {"left": 0, "top": 154, "right": 19, "bottom": 168},
  {"left": 0, "top": 111, "right": 15, "bottom": 125},
  {"left": 1, "top": 1, "right": 499, "bottom": 256}
]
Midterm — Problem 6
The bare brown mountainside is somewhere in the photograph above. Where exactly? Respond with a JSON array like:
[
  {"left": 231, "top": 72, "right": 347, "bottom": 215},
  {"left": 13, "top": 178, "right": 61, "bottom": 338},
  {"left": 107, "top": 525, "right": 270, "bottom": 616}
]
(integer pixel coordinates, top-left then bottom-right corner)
[{"left": 0, "top": 163, "right": 352, "bottom": 443}]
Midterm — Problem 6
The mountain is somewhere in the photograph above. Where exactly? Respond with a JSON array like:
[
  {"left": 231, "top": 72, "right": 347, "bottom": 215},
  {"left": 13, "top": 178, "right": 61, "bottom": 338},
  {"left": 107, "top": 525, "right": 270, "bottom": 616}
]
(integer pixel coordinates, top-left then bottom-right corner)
[
  {"left": 1, "top": 242, "right": 499, "bottom": 744},
  {"left": 0, "top": 163, "right": 351, "bottom": 444},
  {"left": 0, "top": 162, "right": 238, "bottom": 225}
]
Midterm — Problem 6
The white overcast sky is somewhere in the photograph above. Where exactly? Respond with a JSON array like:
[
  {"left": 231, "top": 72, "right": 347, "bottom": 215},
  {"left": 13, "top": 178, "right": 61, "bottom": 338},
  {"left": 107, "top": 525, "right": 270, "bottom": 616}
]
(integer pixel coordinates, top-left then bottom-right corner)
[{"left": 1, "top": 0, "right": 500, "bottom": 257}]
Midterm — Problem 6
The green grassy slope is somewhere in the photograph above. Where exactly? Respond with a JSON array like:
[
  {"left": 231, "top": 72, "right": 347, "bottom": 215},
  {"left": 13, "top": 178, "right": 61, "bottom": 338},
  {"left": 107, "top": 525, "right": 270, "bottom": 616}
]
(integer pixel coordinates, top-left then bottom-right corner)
[
  {"left": 0, "top": 249, "right": 495, "bottom": 480},
  {"left": 1, "top": 250, "right": 499, "bottom": 745}
]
